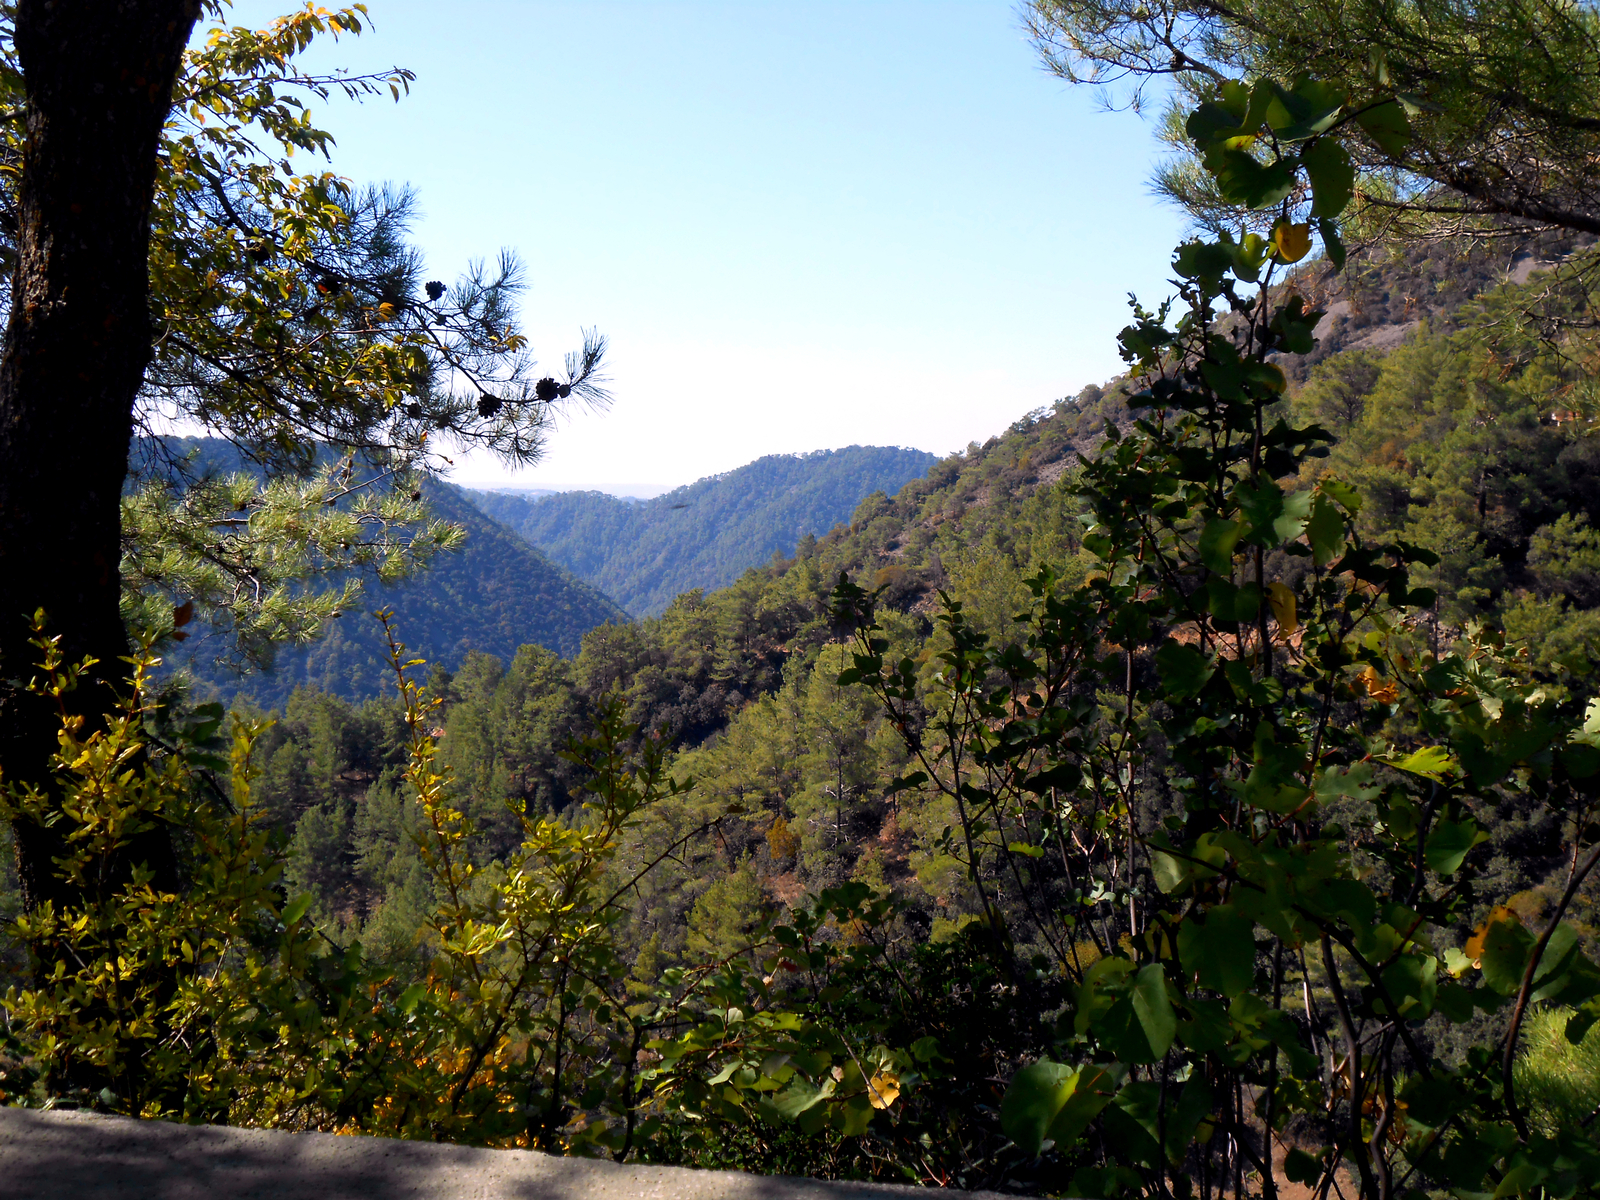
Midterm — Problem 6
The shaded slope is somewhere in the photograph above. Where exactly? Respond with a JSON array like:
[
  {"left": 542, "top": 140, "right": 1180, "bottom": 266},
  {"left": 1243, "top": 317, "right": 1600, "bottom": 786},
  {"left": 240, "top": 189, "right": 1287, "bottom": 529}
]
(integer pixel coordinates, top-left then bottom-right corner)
[{"left": 183, "top": 481, "right": 625, "bottom": 708}]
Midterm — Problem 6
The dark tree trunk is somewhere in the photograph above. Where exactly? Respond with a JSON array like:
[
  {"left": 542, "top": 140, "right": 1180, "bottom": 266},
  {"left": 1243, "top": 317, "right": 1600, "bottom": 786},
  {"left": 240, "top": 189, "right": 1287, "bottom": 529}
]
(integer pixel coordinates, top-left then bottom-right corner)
[{"left": 0, "top": 0, "right": 200, "bottom": 914}]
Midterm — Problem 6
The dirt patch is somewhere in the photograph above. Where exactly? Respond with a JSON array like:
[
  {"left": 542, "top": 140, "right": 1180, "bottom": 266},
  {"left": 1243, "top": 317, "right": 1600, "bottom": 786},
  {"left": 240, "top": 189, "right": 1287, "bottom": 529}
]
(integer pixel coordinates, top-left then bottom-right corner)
[{"left": 766, "top": 869, "right": 805, "bottom": 907}]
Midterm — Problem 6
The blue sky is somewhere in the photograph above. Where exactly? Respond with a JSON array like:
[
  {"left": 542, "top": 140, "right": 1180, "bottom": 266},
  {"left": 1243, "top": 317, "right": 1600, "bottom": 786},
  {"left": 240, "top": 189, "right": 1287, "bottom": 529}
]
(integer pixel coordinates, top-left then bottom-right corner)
[{"left": 221, "top": 1, "right": 1184, "bottom": 492}]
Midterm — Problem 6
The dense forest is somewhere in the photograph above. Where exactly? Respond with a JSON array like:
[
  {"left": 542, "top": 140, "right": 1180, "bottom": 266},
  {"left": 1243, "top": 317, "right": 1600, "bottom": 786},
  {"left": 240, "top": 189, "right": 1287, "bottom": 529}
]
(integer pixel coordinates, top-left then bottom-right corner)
[
  {"left": 141, "top": 237, "right": 1596, "bottom": 1186},
  {"left": 469, "top": 445, "right": 939, "bottom": 617},
  {"left": 255, "top": 240, "right": 1600, "bottom": 952},
  {"left": 174, "top": 477, "right": 625, "bottom": 710}
]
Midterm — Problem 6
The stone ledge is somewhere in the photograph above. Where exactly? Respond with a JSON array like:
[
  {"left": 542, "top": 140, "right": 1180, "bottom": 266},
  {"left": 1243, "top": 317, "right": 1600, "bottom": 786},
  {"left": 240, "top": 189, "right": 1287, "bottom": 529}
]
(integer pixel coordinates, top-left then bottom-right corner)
[{"left": 0, "top": 1106, "right": 1017, "bottom": 1199}]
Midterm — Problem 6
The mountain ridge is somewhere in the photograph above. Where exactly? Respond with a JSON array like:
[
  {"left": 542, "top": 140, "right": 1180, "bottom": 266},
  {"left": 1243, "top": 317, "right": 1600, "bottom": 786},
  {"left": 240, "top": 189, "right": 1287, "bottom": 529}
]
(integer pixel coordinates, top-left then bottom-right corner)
[{"left": 467, "top": 445, "right": 939, "bottom": 616}]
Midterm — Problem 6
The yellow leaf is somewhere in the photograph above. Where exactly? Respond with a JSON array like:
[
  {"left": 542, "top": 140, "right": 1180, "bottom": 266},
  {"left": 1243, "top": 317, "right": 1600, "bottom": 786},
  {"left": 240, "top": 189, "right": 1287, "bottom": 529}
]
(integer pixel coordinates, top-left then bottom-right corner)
[
  {"left": 867, "top": 1070, "right": 900, "bottom": 1109},
  {"left": 1465, "top": 905, "right": 1520, "bottom": 965},
  {"left": 1273, "top": 222, "right": 1313, "bottom": 263},
  {"left": 1266, "top": 581, "right": 1297, "bottom": 639},
  {"left": 376, "top": 301, "right": 397, "bottom": 322},
  {"left": 1357, "top": 665, "right": 1399, "bottom": 704}
]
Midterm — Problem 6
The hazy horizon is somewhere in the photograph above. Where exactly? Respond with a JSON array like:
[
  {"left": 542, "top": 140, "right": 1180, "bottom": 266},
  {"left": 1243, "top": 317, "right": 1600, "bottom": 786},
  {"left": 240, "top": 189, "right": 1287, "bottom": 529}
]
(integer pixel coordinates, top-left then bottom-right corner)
[{"left": 217, "top": 1, "right": 1183, "bottom": 492}]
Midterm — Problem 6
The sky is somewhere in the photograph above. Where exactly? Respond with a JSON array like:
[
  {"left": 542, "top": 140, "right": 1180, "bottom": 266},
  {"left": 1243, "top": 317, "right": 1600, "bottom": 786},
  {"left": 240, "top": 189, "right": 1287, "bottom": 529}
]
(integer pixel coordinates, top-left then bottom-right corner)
[{"left": 220, "top": 1, "right": 1185, "bottom": 494}]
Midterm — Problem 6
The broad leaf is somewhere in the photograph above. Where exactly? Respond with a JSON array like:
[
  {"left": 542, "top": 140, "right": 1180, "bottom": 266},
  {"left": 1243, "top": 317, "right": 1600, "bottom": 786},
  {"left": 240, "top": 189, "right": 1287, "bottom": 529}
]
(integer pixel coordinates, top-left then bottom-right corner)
[
  {"left": 1131, "top": 964, "right": 1177, "bottom": 1059},
  {"left": 1355, "top": 99, "right": 1411, "bottom": 157},
  {"left": 1001, "top": 1060, "right": 1121, "bottom": 1155},
  {"left": 1302, "top": 138, "right": 1354, "bottom": 217},
  {"left": 1198, "top": 517, "right": 1245, "bottom": 574},
  {"left": 1424, "top": 818, "right": 1487, "bottom": 875},
  {"left": 1306, "top": 492, "right": 1346, "bottom": 565},
  {"left": 1156, "top": 639, "right": 1217, "bottom": 699},
  {"left": 1388, "top": 745, "right": 1459, "bottom": 781}
]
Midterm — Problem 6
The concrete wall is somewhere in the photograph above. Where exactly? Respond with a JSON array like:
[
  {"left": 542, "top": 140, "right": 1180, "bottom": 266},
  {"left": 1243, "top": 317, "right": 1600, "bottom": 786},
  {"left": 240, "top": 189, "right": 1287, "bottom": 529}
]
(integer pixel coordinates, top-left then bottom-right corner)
[{"left": 0, "top": 1107, "right": 1014, "bottom": 1199}]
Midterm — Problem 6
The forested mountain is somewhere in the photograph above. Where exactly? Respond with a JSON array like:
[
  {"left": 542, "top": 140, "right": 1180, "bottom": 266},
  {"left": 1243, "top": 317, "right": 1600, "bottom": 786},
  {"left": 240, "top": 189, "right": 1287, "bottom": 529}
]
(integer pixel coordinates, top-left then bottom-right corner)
[
  {"left": 244, "top": 235, "right": 1600, "bottom": 973},
  {"left": 465, "top": 445, "right": 938, "bottom": 616},
  {"left": 21, "top": 236, "right": 1600, "bottom": 1187},
  {"left": 178, "top": 479, "right": 625, "bottom": 709},
  {"left": 182, "top": 236, "right": 1600, "bottom": 1183},
  {"left": 20, "top": 4, "right": 1600, "bottom": 1187}
]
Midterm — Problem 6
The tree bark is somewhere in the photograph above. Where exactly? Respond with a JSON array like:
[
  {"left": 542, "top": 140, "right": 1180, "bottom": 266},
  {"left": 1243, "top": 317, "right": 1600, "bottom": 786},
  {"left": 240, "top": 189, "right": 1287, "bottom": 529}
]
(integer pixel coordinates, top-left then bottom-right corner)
[{"left": 0, "top": 0, "right": 200, "bottom": 914}]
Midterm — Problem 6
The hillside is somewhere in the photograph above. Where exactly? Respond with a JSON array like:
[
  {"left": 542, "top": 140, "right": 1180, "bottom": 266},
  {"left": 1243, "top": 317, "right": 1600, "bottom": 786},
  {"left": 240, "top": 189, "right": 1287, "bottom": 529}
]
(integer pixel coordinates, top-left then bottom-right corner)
[
  {"left": 51, "top": 238, "right": 1600, "bottom": 1189},
  {"left": 236, "top": 238, "right": 1600, "bottom": 949},
  {"left": 1277, "top": 227, "right": 1596, "bottom": 382},
  {"left": 465, "top": 445, "right": 938, "bottom": 616},
  {"left": 179, "top": 480, "right": 625, "bottom": 709}
]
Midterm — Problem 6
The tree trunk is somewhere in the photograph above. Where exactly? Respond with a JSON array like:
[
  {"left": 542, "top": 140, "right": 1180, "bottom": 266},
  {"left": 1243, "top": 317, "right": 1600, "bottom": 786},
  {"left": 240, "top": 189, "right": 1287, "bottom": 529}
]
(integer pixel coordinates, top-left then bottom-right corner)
[{"left": 0, "top": 0, "right": 200, "bottom": 914}]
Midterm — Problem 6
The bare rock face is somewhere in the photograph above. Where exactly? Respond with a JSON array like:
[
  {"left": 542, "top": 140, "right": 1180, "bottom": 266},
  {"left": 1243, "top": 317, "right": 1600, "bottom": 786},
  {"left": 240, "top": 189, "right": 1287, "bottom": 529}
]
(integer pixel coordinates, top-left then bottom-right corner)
[{"left": 0, "top": 1107, "right": 1012, "bottom": 1200}]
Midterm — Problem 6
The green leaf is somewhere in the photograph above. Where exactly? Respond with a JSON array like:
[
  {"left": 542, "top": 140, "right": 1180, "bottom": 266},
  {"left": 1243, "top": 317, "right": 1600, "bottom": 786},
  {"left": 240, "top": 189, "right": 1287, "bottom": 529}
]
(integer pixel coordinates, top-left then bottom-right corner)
[
  {"left": 1198, "top": 517, "right": 1245, "bottom": 574},
  {"left": 1207, "top": 577, "right": 1263, "bottom": 623},
  {"left": 1216, "top": 79, "right": 1250, "bottom": 118},
  {"left": 771, "top": 1076, "right": 834, "bottom": 1118},
  {"left": 1321, "top": 478, "right": 1361, "bottom": 515},
  {"left": 1285, "top": 77, "right": 1347, "bottom": 121},
  {"left": 1179, "top": 905, "right": 1256, "bottom": 997},
  {"left": 1284, "top": 1148, "right": 1324, "bottom": 1185},
  {"left": 282, "top": 892, "right": 313, "bottom": 926},
  {"left": 1275, "top": 106, "right": 1344, "bottom": 144},
  {"left": 884, "top": 770, "right": 928, "bottom": 796},
  {"left": 1566, "top": 1003, "right": 1600, "bottom": 1045},
  {"left": 1236, "top": 476, "right": 1310, "bottom": 544},
  {"left": 1025, "top": 763, "right": 1082, "bottom": 793},
  {"left": 1560, "top": 743, "right": 1600, "bottom": 779},
  {"left": 1102, "top": 1082, "right": 1163, "bottom": 1168},
  {"left": 1302, "top": 138, "right": 1354, "bottom": 218},
  {"left": 1355, "top": 99, "right": 1411, "bottom": 157},
  {"left": 1318, "top": 217, "right": 1346, "bottom": 270},
  {"left": 832, "top": 1095, "right": 875, "bottom": 1136},
  {"left": 1173, "top": 240, "right": 1237, "bottom": 287},
  {"left": 1149, "top": 831, "right": 1225, "bottom": 895},
  {"left": 1222, "top": 232, "right": 1272, "bottom": 283},
  {"left": 1379, "top": 952, "right": 1437, "bottom": 1017},
  {"left": 1388, "top": 745, "right": 1459, "bottom": 781},
  {"left": 1131, "top": 964, "right": 1177, "bottom": 1059},
  {"left": 1166, "top": 1073, "right": 1213, "bottom": 1164},
  {"left": 1001, "top": 1060, "right": 1074, "bottom": 1155},
  {"left": 1187, "top": 101, "right": 1244, "bottom": 147},
  {"left": 1424, "top": 818, "right": 1487, "bottom": 875},
  {"left": 1530, "top": 921, "right": 1584, "bottom": 1002},
  {"left": 1402, "top": 1076, "right": 1471, "bottom": 1129},
  {"left": 1434, "top": 980, "right": 1476, "bottom": 1023},
  {"left": 1235, "top": 721, "right": 1312, "bottom": 813},
  {"left": 1472, "top": 908, "right": 1534, "bottom": 995},
  {"left": 1156, "top": 639, "right": 1217, "bottom": 700},
  {"left": 1208, "top": 149, "right": 1297, "bottom": 209},
  {"left": 1315, "top": 761, "right": 1379, "bottom": 803},
  {"left": 1275, "top": 489, "right": 1313, "bottom": 542},
  {"left": 397, "top": 983, "right": 428, "bottom": 1013},
  {"left": 910, "top": 1036, "right": 946, "bottom": 1065},
  {"left": 1047, "top": 1063, "right": 1123, "bottom": 1147},
  {"left": 1306, "top": 491, "right": 1346, "bottom": 566}
]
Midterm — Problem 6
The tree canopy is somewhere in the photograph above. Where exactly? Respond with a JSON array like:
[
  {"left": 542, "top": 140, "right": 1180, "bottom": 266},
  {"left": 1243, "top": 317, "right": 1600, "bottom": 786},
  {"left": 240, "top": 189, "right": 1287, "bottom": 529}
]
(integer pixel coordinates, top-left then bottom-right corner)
[{"left": 1026, "top": 0, "right": 1600, "bottom": 240}]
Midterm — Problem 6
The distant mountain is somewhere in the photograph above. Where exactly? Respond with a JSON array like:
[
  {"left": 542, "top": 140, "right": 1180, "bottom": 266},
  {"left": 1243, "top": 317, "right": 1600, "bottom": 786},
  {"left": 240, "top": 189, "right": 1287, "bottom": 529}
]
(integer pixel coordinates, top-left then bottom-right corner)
[
  {"left": 179, "top": 480, "right": 625, "bottom": 708},
  {"left": 465, "top": 446, "right": 940, "bottom": 617}
]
